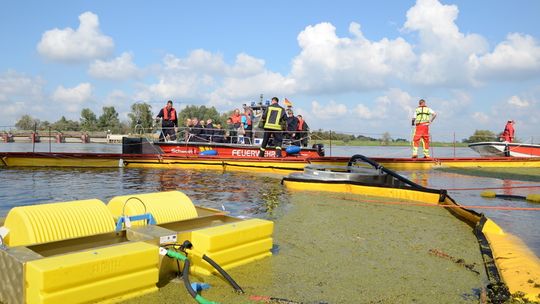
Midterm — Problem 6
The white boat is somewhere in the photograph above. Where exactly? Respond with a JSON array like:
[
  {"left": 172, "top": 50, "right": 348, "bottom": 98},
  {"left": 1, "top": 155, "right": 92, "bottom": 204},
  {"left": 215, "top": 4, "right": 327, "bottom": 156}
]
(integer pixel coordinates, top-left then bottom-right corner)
[{"left": 468, "top": 141, "right": 540, "bottom": 157}]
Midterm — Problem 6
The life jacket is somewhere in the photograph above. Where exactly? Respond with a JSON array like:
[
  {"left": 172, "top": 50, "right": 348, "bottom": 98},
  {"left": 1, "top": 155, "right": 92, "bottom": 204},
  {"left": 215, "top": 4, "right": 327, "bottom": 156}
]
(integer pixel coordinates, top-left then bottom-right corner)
[
  {"left": 163, "top": 107, "right": 176, "bottom": 121},
  {"left": 415, "top": 106, "right": 432, "bottom": 124},
  {"left": 242, "top": 114, "right": 252, "bottom": 127},
  {"left": 264, "top": 105, "right": 284, "bottom": 130},
  {"left": 297, "top": 120, "right": 304, "bottom": 131},
  {"left": 231, "top": 114, "right": 241, "bottom": 124}
]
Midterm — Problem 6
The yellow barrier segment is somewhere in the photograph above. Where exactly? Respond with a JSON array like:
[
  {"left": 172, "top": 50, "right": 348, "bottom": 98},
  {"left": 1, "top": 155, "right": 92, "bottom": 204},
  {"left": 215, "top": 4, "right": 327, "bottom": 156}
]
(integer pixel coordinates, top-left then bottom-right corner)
[
  {"left": 26, "top": 242, "right": 159, "bottom": 304},
  {"left": 526, "top": 194, "right": 540, "bottom": 203},
  {"left": 480, "top": 191, "right": 497, "bottom": 198},
  {"left": 482, "top": 220, "right": 540, "bottom": 302},
  {"left": 3, "top": 199, "right": 116, "bottom": 247},
  {"left": 283, "top": 180, "right": 441, "bottom": 204},
  {"left": 188, "top": 219, "right": 274, "bottom": 275},
  {"left": 107, "top": 191, "right": 198, "bottom": 226}
]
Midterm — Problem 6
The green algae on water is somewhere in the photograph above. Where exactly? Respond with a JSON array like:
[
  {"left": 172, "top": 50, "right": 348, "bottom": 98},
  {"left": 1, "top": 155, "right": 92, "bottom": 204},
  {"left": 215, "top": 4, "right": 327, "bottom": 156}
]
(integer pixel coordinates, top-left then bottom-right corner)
[{"left": 125, "top": 191, "right": 488, "bottom": 304}]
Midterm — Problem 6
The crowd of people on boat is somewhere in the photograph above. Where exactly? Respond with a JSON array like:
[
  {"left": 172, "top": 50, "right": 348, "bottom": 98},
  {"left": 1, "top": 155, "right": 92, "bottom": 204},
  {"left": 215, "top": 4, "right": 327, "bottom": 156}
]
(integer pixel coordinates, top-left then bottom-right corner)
[{"left": 155, "top": 99, "right": 310, "bottom": 153}]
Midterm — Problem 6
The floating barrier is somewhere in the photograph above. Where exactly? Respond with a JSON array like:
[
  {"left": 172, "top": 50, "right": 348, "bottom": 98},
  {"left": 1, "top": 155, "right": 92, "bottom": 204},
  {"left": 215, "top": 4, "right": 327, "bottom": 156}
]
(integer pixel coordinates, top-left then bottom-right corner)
[
  {"left": 282, "top": 154, "right": 540, "bottom": 303},
  {"left": 480, "top": 191, "right": 540, "bottom": 203},
  {"left": 0, "top": 191, "right": 273, "bottom": 304}
]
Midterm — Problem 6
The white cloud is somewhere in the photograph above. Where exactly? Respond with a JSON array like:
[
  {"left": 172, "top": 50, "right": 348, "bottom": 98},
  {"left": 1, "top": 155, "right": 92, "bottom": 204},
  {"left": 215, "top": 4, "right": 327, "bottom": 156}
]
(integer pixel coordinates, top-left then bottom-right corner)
[
  {"left": 507, "top": 95, "right": 530, "bottom": 108},
  {"left": 88, "top": 52, "right": 139, "bottom": 80},
  {"left": 311, "top": 100, "right": 348, "bottom": 119},
  {"left": 290, "top": 22, "right": 415, "bottom": 93},
  {"left": 52, "top": 83, "right": 93, "bottom": 113},
  {"left": 403, "top": 0, "right": 488, "bottom": 86},
  {"left": 0, "top": 71, "right": 46, "bottom": 125},
  {"left": 37, "top": 12, "right": 114, "bottom": 62},
  {"left": 135, "top": 51, "right": 294, "bottom": 108},
  {"left": 354, "top": 104, "right": 375, "bottom": 119},
  {"left": 472, "top": 112, "right": 489, "bottom": 124},
  {"left": 228, "top": 53, "right": 266, "bottom": 77},
  {"left": 474, "top": 33, "right": 540, "bottom": 80},
  {"left": 163, "top": 50, "right": 227, "bottom": 75}
]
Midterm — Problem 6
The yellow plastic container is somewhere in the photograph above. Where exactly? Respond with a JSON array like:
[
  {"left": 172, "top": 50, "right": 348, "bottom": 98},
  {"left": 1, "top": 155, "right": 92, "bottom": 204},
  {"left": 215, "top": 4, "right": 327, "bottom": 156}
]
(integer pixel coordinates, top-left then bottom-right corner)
[
  {"left": 25, "top": 242, "right": 159, "bottom": 304},
  {"left": 188, "top": 218, "right": 274, "bottom": 275},
  {"left": 3, "top": 199, "right": 116, "bottom": 247},
  {"left": 107, "top": 191, "right": 198, "bottom": 226}
]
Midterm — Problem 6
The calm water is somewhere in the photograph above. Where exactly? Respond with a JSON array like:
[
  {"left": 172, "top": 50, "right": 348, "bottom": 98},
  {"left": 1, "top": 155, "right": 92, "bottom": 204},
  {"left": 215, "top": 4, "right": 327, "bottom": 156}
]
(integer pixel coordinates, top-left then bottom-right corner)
[{"left": 1, "top": 143, "right": 538, "bottom": 257}]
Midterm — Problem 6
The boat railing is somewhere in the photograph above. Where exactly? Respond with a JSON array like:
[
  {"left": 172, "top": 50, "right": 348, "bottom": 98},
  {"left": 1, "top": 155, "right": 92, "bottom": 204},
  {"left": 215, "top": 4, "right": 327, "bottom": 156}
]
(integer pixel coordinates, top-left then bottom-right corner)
[{"left": 155, "top": 126, "right": 312, "bottom": 147}]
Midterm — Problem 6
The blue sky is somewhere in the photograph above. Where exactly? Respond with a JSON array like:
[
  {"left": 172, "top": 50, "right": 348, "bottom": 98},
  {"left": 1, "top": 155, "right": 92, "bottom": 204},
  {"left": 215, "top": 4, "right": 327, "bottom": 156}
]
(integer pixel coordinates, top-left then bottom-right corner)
[{"left": 1, "top": 0, "right": 539, "bottom": 141}]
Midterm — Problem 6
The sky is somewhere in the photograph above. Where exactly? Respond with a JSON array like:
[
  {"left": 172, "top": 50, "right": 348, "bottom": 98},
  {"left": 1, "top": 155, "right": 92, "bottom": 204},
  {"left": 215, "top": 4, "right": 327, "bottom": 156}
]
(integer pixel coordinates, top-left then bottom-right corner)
[{"left": 1, "top": 0, "right": 539, "bottom": 141}]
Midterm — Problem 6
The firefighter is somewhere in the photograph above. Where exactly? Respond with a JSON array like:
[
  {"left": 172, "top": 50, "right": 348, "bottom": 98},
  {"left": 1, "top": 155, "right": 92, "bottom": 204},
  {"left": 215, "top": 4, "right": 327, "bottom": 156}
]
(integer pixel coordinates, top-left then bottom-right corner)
[
  {"left": 258, "top": 97, "right": 287, "bottom": 157},
  {"left": 412, "top": 99, "right": 437, "bottom": 158}
]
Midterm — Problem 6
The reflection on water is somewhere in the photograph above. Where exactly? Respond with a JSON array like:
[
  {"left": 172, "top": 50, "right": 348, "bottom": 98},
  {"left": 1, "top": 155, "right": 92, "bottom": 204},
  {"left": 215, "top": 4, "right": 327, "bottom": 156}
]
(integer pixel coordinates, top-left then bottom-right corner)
[{"left": 0, "top": 167, "right": 289, "bottom": 220}]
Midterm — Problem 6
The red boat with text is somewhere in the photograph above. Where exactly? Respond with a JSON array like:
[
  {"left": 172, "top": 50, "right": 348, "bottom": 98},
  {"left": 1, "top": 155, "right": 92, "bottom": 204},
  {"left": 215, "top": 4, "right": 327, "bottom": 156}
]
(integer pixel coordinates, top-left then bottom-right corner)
[{"left": 123, "top": 137, "right": 325, "bottom": 159}]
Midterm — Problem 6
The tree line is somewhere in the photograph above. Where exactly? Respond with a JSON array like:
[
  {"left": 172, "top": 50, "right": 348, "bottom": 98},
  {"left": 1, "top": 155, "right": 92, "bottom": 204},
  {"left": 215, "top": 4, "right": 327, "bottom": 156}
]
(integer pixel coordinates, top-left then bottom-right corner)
[{"left": 13, "top": 103, "right": 226, "bottom": 134}]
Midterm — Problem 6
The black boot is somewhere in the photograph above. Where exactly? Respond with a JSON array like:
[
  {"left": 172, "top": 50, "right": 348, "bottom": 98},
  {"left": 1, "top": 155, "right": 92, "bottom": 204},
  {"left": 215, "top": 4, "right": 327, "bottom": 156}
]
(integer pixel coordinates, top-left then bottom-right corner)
[
  {"left": 276, "top": 149, "right": 282, "bottom": 158},
  {"left": 258, "top": 149, "right": 265, "bottom": 157}
]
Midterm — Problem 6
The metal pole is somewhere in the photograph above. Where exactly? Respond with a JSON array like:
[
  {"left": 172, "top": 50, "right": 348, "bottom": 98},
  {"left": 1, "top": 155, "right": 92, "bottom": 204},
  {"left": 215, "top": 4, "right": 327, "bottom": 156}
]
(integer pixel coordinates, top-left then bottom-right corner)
[
  {"left": 453, "top": 132, "right": 456, "bottom": 158},
  {"left": 32, "top": 122, "right": 36, "bottom": 153},
  {"left": 329, "top": 130, "right": 332, "bottom": 156},
  {"left": 49, "top": 126, "right": 51, "bottom": 153}
]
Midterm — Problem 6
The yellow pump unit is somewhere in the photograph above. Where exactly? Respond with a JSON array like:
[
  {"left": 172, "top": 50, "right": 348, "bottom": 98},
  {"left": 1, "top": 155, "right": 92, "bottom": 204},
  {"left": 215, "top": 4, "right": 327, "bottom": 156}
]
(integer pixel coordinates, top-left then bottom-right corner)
[{"left": 0, "top": 191, "right": 274, "bottom": 304}]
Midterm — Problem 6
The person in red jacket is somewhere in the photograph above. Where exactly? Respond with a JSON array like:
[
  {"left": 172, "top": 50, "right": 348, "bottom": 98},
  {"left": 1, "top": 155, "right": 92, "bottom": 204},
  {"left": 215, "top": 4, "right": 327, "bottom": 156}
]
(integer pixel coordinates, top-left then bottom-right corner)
[
  {"left": 156, "top": 100, "right": 178, "bottom": 142},
  {"left": 500, "top": 120, "right": 515, "bottom": 143}
]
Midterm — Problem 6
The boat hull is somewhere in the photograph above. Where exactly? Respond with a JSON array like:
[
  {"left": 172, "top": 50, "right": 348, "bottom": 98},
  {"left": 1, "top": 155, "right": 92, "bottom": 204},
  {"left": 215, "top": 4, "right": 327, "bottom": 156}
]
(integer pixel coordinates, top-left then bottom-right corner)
[
  {"left": 3, "top": 152, "right": 540, "bottom": 172},
  {"left": 155, "top": 141, "right": 323, "bottom": 158},
  {"left": 469, "top": 142, "right": 540, "bottom": 157}
]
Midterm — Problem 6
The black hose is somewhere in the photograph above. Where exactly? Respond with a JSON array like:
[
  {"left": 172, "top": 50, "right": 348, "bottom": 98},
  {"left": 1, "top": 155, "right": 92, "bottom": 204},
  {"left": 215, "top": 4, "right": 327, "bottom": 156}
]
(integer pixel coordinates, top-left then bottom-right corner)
[
  {"left": 347, "top": 154, "right": 432, "bottom": 191},
  {"left": 495, "top": 194, "right": 527, "bottom": 200},
  {"left": 182, "top": 258, "right": 198, "bottom": 299},
  {"left": 202, "top": 254, "right": 245, "bottom": 294}
]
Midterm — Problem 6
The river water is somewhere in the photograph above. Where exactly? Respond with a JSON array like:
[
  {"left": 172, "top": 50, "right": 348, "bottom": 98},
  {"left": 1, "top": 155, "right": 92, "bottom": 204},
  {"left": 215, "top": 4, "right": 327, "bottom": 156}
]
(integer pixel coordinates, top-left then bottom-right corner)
[{"left": 1, "top": 142, "right": 538, "bottom": 259}]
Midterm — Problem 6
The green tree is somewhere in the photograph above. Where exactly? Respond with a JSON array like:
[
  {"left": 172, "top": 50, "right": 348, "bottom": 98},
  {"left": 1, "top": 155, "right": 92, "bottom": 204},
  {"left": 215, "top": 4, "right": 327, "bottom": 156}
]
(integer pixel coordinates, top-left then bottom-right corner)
[
  {"left": 39, "top": 121, "right": 51, "bottom": 130},
  {"left": 128, "top": 102, "right": 153, "bottom": 132},
  {"left": 98, "top": 106, "right": 121, "bottom": 133},
  {"left": 381, "top": 132, "right": 392, "bottom": 146},
  {"left": 15, "top": 115, "right": 40, "bottom": 130},
  {"left": 51, "top": 116, "right": 80, "bottom": 131},
  {"left": 80, "top": 108, "right": 98, "bottom": 131},
  {"left": 463, "top": 130, "right": 497, "bottom": 143},
  {"left": 178, "top": 105, "right": 221, "bottom": 125}
]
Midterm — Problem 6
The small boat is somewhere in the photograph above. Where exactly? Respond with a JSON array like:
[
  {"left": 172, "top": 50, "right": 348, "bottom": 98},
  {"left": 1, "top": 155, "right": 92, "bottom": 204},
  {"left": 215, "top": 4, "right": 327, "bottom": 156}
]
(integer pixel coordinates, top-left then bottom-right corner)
[
  {"left": 282, "top": 155, "right": 540, "bottom": 303},
  {"left": 469, "top": 141, "right": 540, "bottom": 157}
]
